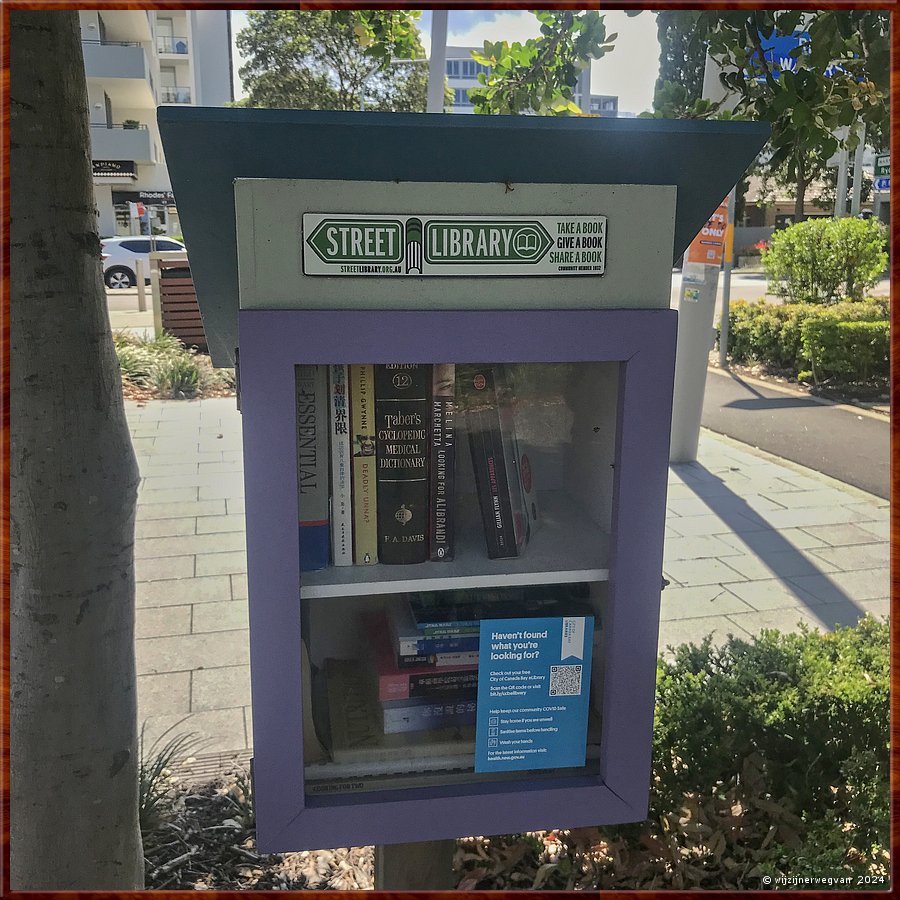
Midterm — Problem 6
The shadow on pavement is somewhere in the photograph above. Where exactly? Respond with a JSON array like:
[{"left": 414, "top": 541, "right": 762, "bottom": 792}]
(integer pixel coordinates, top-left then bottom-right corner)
[
  {"left": 674, "top": 462, "right": 867, "bottom": 631},
  {"left": 724, "top": 397, "right": 825, "bottom": 411}
]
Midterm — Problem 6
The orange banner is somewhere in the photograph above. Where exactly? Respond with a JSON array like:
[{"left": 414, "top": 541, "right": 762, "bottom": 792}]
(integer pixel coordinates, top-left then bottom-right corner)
[{"left": 687, "top": 197, "right": 729, "bottom": 266}]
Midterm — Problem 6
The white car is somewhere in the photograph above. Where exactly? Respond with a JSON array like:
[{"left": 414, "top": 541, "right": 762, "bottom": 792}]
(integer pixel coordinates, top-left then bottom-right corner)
[{"left": 101, "top": 236, "right": 186, "bottom": 288}]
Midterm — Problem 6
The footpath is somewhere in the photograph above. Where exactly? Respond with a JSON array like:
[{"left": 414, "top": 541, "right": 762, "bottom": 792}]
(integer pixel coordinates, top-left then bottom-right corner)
[{"left": 127, "top": 398, "right": 890, "bottom": 759}]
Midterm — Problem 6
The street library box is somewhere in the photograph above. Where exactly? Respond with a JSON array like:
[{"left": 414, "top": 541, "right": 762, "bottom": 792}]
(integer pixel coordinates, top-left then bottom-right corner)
[{"left": 159, "top": 108, "right": 768, "bottom": 851}]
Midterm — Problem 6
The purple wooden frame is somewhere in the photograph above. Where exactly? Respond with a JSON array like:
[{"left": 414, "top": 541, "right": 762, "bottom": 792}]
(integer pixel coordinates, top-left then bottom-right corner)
[{"left": 239, "top": 308, "right": 677, "bottom": 851}]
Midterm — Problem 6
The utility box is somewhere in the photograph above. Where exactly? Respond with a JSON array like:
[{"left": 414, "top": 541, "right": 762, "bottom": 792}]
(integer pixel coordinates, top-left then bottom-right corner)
[{"left": 160, "top": 108, "right": 767, "bottom": 852}]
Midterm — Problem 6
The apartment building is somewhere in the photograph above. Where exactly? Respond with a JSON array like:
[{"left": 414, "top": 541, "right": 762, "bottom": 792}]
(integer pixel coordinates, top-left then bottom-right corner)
[
  {"left": 444, "top": 46, "right": 615, "bottom": 118},
  {"left": 79, "top": 9, "right": 232, "bottom": 237}
]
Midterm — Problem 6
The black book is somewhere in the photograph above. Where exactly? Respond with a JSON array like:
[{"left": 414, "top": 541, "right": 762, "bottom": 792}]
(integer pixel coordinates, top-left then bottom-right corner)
[
  {"left": 374, "top": 364, "right": 432, "bottom": 564},
  {"left": 429, "top": 364, "right": 456, "bottom": 561},
  {"left": 457, "top": 365, "right": 529, "bottom": 559}
]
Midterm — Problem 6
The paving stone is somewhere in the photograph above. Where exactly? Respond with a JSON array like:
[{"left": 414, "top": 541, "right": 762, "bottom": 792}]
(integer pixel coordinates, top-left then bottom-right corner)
[
  {"left": 244, "top": 706, "right": 254, "bottom": 749},
  {"left": 135, "top": 531, "right": 246, "bottom": 560},
  {"left": 726, "top": 578, "right": 821, "bottom": 612},
  {"left": 142, "top": 452, "right": 224, "bottom": 466},
  {"left": 661, "top": 512, "right": 766, "bottom": 537},
  {"left": 136, "top": 629, "right": 250, "bottom": 676},
  {"left": 135, "top": 555, "right": 194, "bottom": 582},
  {"left": 725, "top": 607, "right": 820, "bottom": 637},
  {"left": 192, "top": 599, "right": 249, "bottom": 633},
  {"left": 658, "top": 615, "right": 749, "bottom": 657},
  {"left": 718, "top": 550, "right": 837, "bottom": 581},
  {"left": 195, "top": 550, "right": 247, "bottom": 577},
  {"left": 808, "top": 542, "right": 889, "bottom": 572},
  {"left": 853, "top": 519, "right": 890, "bottom": 540},
  {"left": 760, "top": 506, "right": 872, "bottom": 530},
  {"left": 139, "top": 500, "right": 227, "bottom": 520},
  {"left": 139, "top": 709, "right": 248, "bottom": 754},
  {"left": 663, "top": 535, "right": 741, "bottom": 561},
  {"left": 197, "top": 461, "right": 245, "bottom": 475},
  {"left": 662, "top": 558, "right": 745, "bottom": 587},
  {"left": 760, "top": 487, "right": 864, "bottom": 508},
  {"left": 138, "top": 487, "right": 199, "bottom": 504},
  {"left": 659, "top": 584, "right": 753, "bottom": 621},
  {"left": 195, "top": 515, "right": 247, "bottom": 535},
  {"left": 191, "top": 665, "right": 251, "bottom": 711},
  {"left": 226, "top": 498, "right": 246, "bottom": 515},
  {"left": 138, "top": 463, "right": 200, "bottom": 478},
  {"left": 231, "top": 573, "right": 248, "bottom": 600},
  {"left": 716, "top": 527, "right": 827, "bottom": 555},
  {"left": 136, "top": 517, "right": 197, "bottom": 539},
  {"left": 198, "top": 482, "right": 245, "bottom": 500},
  {"left": 664, "top": 525, "right": 681, "bottom": 540},
  {"left": 788, "top": 568, "right": 890, "bottom": 604},
  {"left": 806, "top": 598, "right": 889, "bottom": 631},
  {"left": 138, "top": 575, "right": 232, "bottom": 608},
  {"left": 136, "top": 605, "right": 192, "bottom": 639},
  {"left": 137, "top": 671, "right": 191, "bottom": 718}
]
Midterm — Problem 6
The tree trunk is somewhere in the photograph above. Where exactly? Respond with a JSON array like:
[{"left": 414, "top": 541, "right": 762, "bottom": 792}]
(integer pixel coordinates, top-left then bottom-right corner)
[{"left": 10, "top": 11, "right": 144, "bottom": 889}]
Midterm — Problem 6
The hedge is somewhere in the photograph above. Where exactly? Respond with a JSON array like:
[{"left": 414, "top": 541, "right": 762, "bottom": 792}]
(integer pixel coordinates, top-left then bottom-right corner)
[{"left": 721, "top": 299, "right": 889, "bottom": 382}]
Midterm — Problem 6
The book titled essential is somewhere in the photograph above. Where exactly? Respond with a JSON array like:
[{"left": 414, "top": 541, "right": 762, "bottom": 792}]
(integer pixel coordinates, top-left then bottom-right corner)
[
  {"left": 458, "top": 365, "right": 530, "bottom": 559},
  {"left": 429, "top": 364, "right": 456, "bottom": 561},
  {"left": 387, "top": 596, "right": 481, "bottom": 657},
  {"left": 295, "top": 365, "right": 329, "bottom": 571},
  {"left": 374, "top": 364, "right": 432, "bottom": 564},
  {"left": 328, "top": 364, "right": 353, "bottom": 566},
  {"left": 371, "top": 612, "right": 478, "bottom": 701},
  {"left": 349, "top": 364, "right": 378, "bottom": 565}
]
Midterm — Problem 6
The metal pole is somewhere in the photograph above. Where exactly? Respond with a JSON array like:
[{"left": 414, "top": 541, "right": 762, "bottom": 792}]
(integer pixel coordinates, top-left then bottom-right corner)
[
  {"left": 135, "top": 258, "right": 147, "bottom": 312},
  {"left": 850, "top": 122, "right": 866, "bottom": 217},
  {"left": 834, "top": 145, "right": 849, "bottom": 218},
  {"left": 426, "top": 10, "right": 448, "bottom": 113},
  {"left": 718, "top": 185, "right": 737, "bottom": 368}
]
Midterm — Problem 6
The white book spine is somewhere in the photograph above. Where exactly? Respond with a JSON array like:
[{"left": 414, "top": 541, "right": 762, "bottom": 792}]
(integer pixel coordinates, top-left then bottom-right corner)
[{"left": 328, "top": 364, "right": 353, "bottom": 566}]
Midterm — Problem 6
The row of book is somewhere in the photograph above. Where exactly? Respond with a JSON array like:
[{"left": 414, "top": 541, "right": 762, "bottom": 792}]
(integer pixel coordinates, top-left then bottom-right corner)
[
  {"left": 326, "top": 586, "right": 596, "bottom": 743},
  {"left": 296, "top": 362, "right": 540, "bottom": 570}
]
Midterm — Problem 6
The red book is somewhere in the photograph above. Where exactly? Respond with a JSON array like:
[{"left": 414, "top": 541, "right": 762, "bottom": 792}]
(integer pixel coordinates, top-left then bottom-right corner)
[{"left": 369, "top": 612, "right": 478, "bottom": 702}]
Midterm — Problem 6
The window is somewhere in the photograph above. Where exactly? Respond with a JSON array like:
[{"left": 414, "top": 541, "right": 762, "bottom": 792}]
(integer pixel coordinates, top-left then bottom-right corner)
[
  {"left": 104, "top": 91, "right": 112, "bottom": 126},
  {"left": 120, "top": 240, "right": 151, "bottom": 253},
  {"left": 446, "top": 60, "right": 459, "bottom": 77},
  {"left": 156, "top": 240, "right": 184, "bottom": 251},
  {"left": 454, "top": 88, "right": 472, "bottom": 107}
]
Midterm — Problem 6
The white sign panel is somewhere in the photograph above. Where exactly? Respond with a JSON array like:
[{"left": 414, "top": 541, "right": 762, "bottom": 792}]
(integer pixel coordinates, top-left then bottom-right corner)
[{"left": 302, "top": 214, "right": 606, "bottom": 277}]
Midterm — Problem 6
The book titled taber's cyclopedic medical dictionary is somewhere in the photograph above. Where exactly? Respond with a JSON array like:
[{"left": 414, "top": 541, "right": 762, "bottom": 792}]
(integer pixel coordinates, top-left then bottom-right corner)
[
  {"left": 429, "top": 363, "right": 456, "bottom": 561},
  {"left": 295, "top": 365, "right": 329, "bottom": 571},
  {"left": 328, "top": 364, "right": 353, "bottom": 566},
  {"left": 349, "top": 364, "right": 378, "bottom": 565},
  {"left": 374, "top": 364, "right": 432, "bottom": 565}
]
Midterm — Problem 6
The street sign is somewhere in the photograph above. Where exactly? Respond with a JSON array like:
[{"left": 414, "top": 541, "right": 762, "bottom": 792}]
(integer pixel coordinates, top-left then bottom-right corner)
[
  {"left": 302, "top": 214, "right": 606, "bottom": 276},
  {"left": 875, "top": 154, "right": 890, "bottom": 177},
  {"left": 873, "top": 176, "right": 890, "bottom": 192}
]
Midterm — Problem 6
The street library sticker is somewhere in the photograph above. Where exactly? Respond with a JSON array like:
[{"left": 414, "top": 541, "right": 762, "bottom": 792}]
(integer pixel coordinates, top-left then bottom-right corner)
[
  {"left": 302, "top": 214, "right": 606, "bottom": 276},
  {"left": 475, "top": 616, "right": 593, "bottom": 773}
]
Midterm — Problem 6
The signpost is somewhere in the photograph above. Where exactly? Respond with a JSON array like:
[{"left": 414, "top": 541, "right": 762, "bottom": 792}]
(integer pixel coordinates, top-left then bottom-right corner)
[
  {"left": 875, "top": 154, "right": 889, "bottom": 178},
  {"left": 874, "top": 176, "right": 890, "bottom": 192}
]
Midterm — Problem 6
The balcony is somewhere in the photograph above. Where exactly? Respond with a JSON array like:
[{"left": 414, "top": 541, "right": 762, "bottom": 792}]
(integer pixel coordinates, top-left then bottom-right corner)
[
  {"left": 90, "top": 123, "right": 154, "bottom": 164},
  {"left": 160, "top": 86, "right": 192, "bottom": 104},
  {"left": 82, "top": 40, "right": 154, "bottom": 108},
  {"left": 157, "top": 35, "right": 189, "bottom": 55}
]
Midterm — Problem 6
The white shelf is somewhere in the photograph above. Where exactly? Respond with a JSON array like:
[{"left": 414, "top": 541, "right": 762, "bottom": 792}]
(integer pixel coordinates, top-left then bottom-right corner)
[{"left": 301, "top": 490, "right": 609, "bottom": 599}]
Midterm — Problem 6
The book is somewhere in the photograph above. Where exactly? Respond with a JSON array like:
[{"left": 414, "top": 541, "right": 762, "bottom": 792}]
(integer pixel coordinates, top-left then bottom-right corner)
[
  {"left": 349, "top": 364, "right": 378, "bottom": 564},
  {"left": 457, "top": 365, "right": 530, "bottom": 559},
  {"left": 295, "top": 365, "right": 329, "bottom": 571},
  {"left": 371, "top": 612, "right": 478, "bottom": 702},
  {"left": 429, "top": 364, "right": 456, "bottom": 560},
  {"left": 324, "top": 657, "right": 475, "bottom": 765},
  {"left": 387, "top": 596, "right": 481, "bottom": 657},
  {"left": 328, "top": 364, "right": 353, "bottom": 566},
  {"left": 397, "top": 650, "right": 480, "bottom": 669},
  {"left": 374, "top": 364, "right": 431, "bottom": 564},
  {"left": 382, "top": 697, "right": 478, "bottom": 734}
]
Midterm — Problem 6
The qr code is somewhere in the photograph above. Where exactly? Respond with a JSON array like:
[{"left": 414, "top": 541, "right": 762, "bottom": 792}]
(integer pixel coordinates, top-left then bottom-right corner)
[{"left": 549, "top": 664, "right": 582, "bottom": 696}]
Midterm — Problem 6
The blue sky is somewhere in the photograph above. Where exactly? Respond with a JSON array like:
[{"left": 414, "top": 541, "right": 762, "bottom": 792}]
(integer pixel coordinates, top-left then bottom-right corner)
[{"left": 229, "top": 9, "right": 660, "bottom": 114}]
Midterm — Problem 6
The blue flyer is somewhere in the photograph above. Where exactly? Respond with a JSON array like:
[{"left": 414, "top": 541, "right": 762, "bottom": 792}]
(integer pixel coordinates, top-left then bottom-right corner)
[{"left": 475, "top": 615, "right": 594, "bottom": 773}]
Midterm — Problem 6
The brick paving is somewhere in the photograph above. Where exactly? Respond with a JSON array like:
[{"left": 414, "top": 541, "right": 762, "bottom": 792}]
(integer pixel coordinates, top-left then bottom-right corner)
[{"left": 127, "top": 398, "right": 889, "bottom": 755}]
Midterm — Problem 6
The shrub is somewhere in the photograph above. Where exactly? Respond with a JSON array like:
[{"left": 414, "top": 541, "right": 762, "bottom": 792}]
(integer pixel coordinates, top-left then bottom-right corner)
[
  {"left": 764, "top": 218, "right": 887, "bottom": 303},
  {"left": 721, "top": 299, "right": 888, "bottom": 382},
  {"left": 154, "top": 355, "right": 201, "bottom": 398}
]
